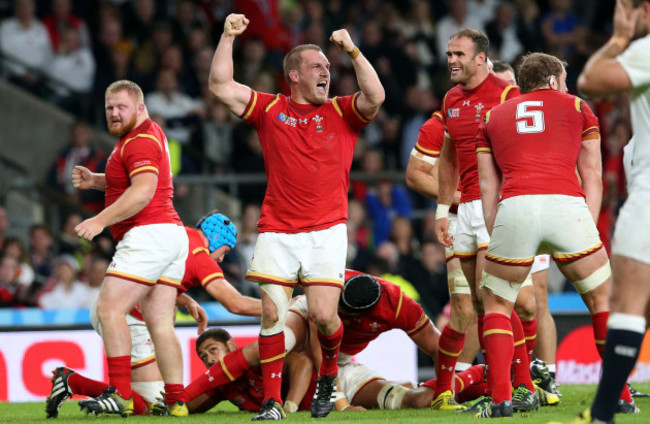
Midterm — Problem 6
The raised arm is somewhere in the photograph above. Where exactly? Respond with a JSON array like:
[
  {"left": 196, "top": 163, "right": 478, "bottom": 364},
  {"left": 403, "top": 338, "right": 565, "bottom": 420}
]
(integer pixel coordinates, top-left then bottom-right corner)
[
  {"left": 477, "top": 152, "right": 501, "bottom": 235},
  {"left": 208, "top": 14, "right": 254, "bottom": 117},
  {"left": 330, "top": 30, "right": 385, "bottom": 119},
  {"left": 577, "top": 0, "right": 636, "bottom": 97},
  {"left": 577, "top": 136, "right": 603, "bottom": 223}
]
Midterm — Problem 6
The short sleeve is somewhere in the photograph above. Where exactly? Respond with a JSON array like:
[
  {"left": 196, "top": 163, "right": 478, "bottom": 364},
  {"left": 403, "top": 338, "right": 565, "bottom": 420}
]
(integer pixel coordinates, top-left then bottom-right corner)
[
  {"left": 617, "top": 36, "right": 650, "bottom": 88},
  {"left": 579, "top": 99, "right": 600, "bottom": 140},
  {"left": 394, "top": 291, "right": 431, "bottom": 336},
  {"left": 476, "top": 112, "right": 492, "bottom": 154},
  {"left": 240, "top": 91, "right": 280, "bottom": 127},
  {"left": 331, "top": 93, "right": 374, "bottom": 132},
  {"left": 192, "top": 249, "right": 224, "bottom": 289},
  {"left": 413, "top": 112, "right": 444, "bottom": 162},
  {"left": 121, "top": 136, "right": 163, "bottom": 178}
]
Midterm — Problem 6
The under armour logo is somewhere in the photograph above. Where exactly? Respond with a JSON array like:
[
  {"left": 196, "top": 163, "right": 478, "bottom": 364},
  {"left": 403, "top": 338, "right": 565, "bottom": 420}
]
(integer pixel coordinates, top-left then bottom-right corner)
[
  {"left": 271, "top": 372, "right": 282, "bottom": 379},
  {"left": 441, "top": 365, "right": 453, "bottom": 371},
  {"left": 205, "top": 370, "right": 214, "bottom": 383},
  {"left": 463, "top": 100, "right": 470, "bottom": 106},
  {"left": 325, "top": 354, "right": 337, "bottom": 360}
]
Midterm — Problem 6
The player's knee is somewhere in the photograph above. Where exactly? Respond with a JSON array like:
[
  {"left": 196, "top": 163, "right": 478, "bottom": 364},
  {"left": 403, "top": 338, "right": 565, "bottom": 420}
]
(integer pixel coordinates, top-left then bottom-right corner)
[
  {"left": 514, "top": 295, "right": 536, "bottom": 321},
  {"left": 260, "top": 284, "right": 289, "bottom": 334},
  {"left": 309, "top": 307, "right": 338, "bottom": 331},
  {"left": 480, "top": 272, "right": 520, "bottom": 303},
  {"left": 450, "top": 295, "right": 474, "bottom": 330},
  {"left": 572, "top": 261, "right": 611, "bottom": 295}
]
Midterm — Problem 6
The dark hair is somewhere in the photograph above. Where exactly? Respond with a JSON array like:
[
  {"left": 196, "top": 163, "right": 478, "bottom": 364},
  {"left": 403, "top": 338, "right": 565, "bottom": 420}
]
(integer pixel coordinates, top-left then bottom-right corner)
[
  {"left": 517, "top": 53, "right": 567, "bottom": 94},
  {"left": 492, "top": 60, "right": 514, "bottom": 74},
  {"left": 339, "top": 273, "right": 382, "bottom": 314},
  {"left": 283, "top": 44, "right": 322, "bottom": 83},
  {"left": 195, "top": 328, "right": 232, "bottom": 355},
  {"left": 450, "top": 28, "right": 490, "bottom": 59}
]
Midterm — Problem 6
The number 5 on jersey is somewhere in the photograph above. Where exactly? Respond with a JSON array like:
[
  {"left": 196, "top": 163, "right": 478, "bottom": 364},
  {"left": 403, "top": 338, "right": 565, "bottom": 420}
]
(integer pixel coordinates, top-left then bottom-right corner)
[{"left": 516, "top": 101, "right": 545, "bottom": 134}]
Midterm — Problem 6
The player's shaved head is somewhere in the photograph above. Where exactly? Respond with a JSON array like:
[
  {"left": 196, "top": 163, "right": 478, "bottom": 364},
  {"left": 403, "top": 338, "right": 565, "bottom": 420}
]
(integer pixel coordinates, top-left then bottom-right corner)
[
  {"left": 105, "top": 79, "right": 144, "bottom": 103},
  {"left": 283, "top": 44, "right": 322, "bottom": 83}
]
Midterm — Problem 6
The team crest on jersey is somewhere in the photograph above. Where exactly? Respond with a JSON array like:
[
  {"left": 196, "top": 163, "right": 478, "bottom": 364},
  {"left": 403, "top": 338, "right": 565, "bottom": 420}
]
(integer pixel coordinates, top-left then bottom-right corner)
[
  {"left": 312, "top": 114, "right": 324, "bottom": 132},
  {"left": 447, "top": 108, "right": 460, "bottom": 118},
  {"left": 277, "top": 112, "right": 298, "bottom": 127},
  {"left": 474, "top": 102, "right": 484, "bottom": 122}
]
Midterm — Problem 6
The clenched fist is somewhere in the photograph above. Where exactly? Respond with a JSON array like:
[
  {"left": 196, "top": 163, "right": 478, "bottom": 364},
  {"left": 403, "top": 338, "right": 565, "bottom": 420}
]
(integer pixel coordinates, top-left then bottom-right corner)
[
  {"left": 224, "top": 14, "right": 249, "bottom": 37},
  {"left": 72, "top": 166, "right": 94, "bottom": 190},
  {"left": 330, "top": 29, "right": 355, "bottom": 54}
]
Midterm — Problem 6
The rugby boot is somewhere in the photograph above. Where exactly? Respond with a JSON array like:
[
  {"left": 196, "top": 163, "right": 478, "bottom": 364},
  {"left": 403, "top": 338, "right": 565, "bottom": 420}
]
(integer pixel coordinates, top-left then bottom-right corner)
[{"left": 45, "top": 367, "right": 74, "bottom": 418}]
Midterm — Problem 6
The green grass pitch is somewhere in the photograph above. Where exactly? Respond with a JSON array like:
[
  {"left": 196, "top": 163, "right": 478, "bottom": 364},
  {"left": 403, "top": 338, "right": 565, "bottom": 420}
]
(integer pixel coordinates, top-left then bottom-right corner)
[{"left": 2, "top": 384, "right": 650, "bottom": 423}]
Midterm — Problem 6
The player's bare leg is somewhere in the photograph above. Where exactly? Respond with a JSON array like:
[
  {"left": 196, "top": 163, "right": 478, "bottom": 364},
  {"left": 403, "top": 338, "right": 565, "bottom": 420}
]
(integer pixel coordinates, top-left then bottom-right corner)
[
  {"left": 304, "top": 284, "right": 343, "bottom": 417},
  {"left": 557, "top": 249, "right": 635, "bottom": 412},
  {"left": 96, "top": 276, "right": 151, "bottom": 402},
  {"left": 141, "top": 283, "right": 187, "bottom": 415},
  {"left": 530, "top": 269, "right": 560, "bottom": 395},
  {"left": 432, "top": 257, "right": 473, "bottom": 410}
]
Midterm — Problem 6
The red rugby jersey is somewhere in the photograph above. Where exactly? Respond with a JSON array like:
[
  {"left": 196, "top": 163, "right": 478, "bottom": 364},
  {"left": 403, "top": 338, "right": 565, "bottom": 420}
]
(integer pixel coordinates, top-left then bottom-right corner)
[
  {"left": 414, "top": 111, "right": 445, "bottom": 159},
  {"left": 476, "top": 89, "right": 599, "bottom": 201},
  {"left": 104, "top": 119, "right": 181, "bottom": 242},
  {"left": 442, "top": 73, "right": 519, "bottom": 203},
  {"left": 338, "top": 270, "right": 430, "bottom": 357},
  {"left": 241, "top": 91, "right": 372, "bottom": 233},
  {"left": 179, "top": 227, "right": 224, "bottom": 293}
]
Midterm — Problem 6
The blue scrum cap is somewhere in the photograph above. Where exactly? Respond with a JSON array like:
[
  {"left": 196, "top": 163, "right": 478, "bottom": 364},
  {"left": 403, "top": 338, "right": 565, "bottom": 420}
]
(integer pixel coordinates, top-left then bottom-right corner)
[{"left": 196, "top": 211, "right": 237, "bottom": 253}]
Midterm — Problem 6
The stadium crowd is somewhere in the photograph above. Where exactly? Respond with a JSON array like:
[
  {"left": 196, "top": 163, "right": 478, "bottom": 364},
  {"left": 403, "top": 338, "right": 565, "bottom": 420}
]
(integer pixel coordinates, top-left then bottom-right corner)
[{"left": 0, "top": 0, "right": 630, "bottom": 316}]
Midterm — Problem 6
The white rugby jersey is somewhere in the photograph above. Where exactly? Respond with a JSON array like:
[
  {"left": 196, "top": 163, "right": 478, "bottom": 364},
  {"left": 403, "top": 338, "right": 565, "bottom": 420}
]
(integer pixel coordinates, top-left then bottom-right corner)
[{"left": 617, "top": 34, "right": 650, "bottom": 189}]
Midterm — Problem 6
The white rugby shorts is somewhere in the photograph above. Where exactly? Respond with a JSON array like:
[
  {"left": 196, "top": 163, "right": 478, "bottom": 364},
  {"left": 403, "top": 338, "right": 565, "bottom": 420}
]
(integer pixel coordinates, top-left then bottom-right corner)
[
  {"left": 454, "top": 200, "right": 490, "bottom": 258},
  {"left": 106, "top": 224, "right": 188, "bottom": 287},
  {"left": 612, "top": 186, "right": 650, "bottom": 265},
  {"left": 487, "top": 195, "right": 602, "bottom": 265},
  {"left": 90, "top": 300, "right": 156, "bottom": 368},
  {"left": 337, "top": 361, "right": 384, "bottom": 403},
  {"left": 245, "top": 223, "right": 346, "bottom": 288}
]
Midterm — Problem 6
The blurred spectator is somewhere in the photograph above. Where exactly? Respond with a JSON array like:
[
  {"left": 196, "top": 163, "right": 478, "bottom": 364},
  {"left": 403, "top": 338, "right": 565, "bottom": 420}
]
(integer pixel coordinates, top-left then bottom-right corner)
[
  {"left": 41, "top": 0, "right": 91, "bottom": 50},
  {"left": 389, "top": 216, "right": 419, "bottom": 270},
  {"left": 57, "top": 213, "right": 88, "bottom": 258},
  {"left": 400, "top": 86, "right": 437, "bottom": 170},
  {"left": 123, "top": 0, "right": 157, "bottom": 47},
  {"left": 484, "top": 1, "right": 523, "bottom": 63},
  {"left": 0, "top": 255, "right": 21, "bottom": 307},
  {"left": 540, "top": 0, "right": 586, "bottom": 61},
  {"left": 0, "top": 205, "right": 8, "bottom": 251},
  {"left": 231, "top": 124, "right": 266, "bottom": 204},
  {"left": 0, "top": 0, "right": 53, "bottom": 93},
  {"left": 514, "top": 0, "right": 544, "bottom": 53},
  {"left": 47, "top": 27, "right": 96, "bottom": 116},
  {"left": 47, "top": 121, "right": 106, "bottom": 213},
  {"left": 38, "top": 254, "right": 90, "bottom": 309},
  {"left": 83, "top": 255, "right": 108, "bottom": 306},
  {"left": 2, "top": 236, "right": 35, "bottom": 287},
  {"left": 28, "top": 224, "right": 56, "bottom": 290},
  {"left": 146, "top": 68, "right": 204, "bottom": 144},
  {"left": 346, "top": 198, "right": 373, "bottom": 270},
  {"left": 236, "top": 203, "right": 260, "bottom": 273},
  {"left": 172, "top": 0, "right": 208, "bottom": 44},
  {"left": 132, "top": 20, "right": 175, "bottom": 82},
  {"left": 467, "top": 0, "right": 499, "bottom": 26},
  {"left": 407, "top": 239, "right": 450, "bottom": 321},
  {"left": 235, "top": 0, "right": 291, "bottom": 55},
  {"left": 202, "top": 100, "right": 235, "bottom": 172},
  {"left": 400, "top": 0, "right": 438, "bottom": 70},
  {"left": 436, "top": 0, "right": 484, "bottom": 64},
  {"left": 159, "top": 43, "right": 199, "bottom": 96},
  {"left": 233, "top": 37, "right": 277, "bottom": 90},
  {"left": 369, "top": 244, "right": 420, "bottom": 301}
]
